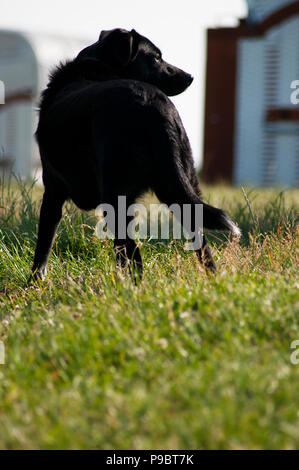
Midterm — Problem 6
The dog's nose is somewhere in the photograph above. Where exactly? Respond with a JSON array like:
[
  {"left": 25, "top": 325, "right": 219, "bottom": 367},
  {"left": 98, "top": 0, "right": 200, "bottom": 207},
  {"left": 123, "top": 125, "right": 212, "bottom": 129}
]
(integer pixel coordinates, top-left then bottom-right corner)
[{"left": 186, "top": 74, "right": 194, "bottom": 86}]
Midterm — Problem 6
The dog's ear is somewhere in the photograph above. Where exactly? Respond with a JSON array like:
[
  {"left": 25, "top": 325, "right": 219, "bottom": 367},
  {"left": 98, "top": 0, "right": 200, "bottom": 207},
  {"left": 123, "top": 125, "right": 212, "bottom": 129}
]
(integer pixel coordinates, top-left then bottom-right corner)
[{"left": 99, "top": 28, "right": 139, "bottom": 66}]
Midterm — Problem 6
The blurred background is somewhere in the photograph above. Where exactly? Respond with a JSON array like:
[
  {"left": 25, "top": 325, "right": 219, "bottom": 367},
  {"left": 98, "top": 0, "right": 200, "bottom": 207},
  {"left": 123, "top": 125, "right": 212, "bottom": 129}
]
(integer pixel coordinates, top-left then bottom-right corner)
[{"left": 0, "top": 0, "right": 298, "bottom": 187}]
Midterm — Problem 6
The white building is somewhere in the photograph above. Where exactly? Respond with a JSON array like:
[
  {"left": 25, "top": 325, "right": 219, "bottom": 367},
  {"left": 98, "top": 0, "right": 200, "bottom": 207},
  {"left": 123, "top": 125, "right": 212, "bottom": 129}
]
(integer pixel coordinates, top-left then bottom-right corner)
[
  {"left": 203, "top": 0, "right": 299, "bottom": 187},
  {"left": 0, "top": 30, "right": 89, "bottom": 178}
]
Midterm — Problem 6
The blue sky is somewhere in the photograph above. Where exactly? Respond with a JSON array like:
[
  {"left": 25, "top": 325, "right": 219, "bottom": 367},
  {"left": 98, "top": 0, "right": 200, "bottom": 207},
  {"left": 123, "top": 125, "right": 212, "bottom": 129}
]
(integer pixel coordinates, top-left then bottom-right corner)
[{"left": 1, "top": 0, "right": 247, "bottom": 166}]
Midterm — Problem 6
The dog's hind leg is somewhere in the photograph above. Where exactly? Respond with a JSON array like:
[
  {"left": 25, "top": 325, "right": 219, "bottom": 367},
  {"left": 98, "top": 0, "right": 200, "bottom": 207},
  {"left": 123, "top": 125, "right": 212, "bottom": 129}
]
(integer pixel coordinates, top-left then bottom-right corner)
[
  {"left": 152, "top": 110, "right": 240, "bottom": 272},
  {"left": 153, "top": 158, "right": 240, "bottom": 272},
  {"left": 195, "top": 234, "right": 216, "bottom": 272},
  {"left": 187, "top": 167, "right": 217, "bottom": 271},
  {"left": 103, "top": 193, "right": 143, "bottom": 283},
  {"left": 32, "top": 189, "right": 66, "bottom": 281},
  {"left": 153, "top": 176, "right": 216, "bottom": 272}
]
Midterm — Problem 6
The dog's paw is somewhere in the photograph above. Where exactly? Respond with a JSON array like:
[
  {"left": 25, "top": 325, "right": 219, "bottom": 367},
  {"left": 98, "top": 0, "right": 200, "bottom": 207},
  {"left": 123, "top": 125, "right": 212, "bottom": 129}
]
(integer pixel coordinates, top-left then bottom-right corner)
[{"left": 30, "top": 265, "right": 47, "bottom": 282}]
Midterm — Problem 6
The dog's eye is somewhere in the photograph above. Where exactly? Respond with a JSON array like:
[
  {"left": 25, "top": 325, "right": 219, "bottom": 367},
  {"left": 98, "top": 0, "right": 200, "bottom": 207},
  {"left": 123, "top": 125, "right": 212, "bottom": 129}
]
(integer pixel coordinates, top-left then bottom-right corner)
[{"left": 154, "top": 56, "right": 161, "bottom": 63}]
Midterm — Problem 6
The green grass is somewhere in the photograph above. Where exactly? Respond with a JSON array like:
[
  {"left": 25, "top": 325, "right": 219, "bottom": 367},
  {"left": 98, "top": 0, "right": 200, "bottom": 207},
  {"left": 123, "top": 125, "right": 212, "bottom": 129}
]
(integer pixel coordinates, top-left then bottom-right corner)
[{"left": 0, "top": 177, "right": 298, "bottom": 449}]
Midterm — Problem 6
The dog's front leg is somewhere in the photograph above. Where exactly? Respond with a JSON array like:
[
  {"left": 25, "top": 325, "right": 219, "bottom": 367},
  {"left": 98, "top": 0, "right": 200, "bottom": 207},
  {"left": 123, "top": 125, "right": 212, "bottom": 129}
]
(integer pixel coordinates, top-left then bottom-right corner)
[
  {"left": 113, "top": 238, "right": 143, "bottom": 284},
  {"left": 32, "top": 190, "right": 65, "bottom": 281}
]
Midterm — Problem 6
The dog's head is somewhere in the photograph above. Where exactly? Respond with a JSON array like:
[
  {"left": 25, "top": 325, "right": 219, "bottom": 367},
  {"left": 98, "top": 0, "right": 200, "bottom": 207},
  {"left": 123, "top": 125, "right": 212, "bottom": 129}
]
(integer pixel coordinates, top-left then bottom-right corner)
[{"left": 76, "top": 28, "right": 193, "bottom": 96}]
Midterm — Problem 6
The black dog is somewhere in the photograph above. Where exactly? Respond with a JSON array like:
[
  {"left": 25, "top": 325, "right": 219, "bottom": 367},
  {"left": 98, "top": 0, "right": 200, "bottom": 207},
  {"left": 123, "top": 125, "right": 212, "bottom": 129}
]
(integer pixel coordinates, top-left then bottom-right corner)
[{"left": 32, "top": 28, "right": 240, "bottom": 281}]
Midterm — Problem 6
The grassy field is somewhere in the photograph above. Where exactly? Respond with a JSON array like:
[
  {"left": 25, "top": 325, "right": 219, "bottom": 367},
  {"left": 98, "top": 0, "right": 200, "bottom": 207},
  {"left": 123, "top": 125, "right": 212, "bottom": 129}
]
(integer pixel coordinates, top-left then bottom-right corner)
[{"left": 0, "top": 178, "right": 298, "bottom": 450}]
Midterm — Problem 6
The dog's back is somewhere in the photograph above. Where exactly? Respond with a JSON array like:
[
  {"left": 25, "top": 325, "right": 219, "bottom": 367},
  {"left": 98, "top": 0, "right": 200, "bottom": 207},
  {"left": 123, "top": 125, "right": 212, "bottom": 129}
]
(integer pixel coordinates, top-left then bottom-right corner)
[{"left": 37, "top": 73, "right": 185, "bottom": 210}]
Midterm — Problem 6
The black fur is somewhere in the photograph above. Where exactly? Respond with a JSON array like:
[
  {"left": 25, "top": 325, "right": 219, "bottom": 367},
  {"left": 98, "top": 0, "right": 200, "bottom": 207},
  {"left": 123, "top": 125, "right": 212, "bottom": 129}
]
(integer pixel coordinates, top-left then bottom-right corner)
[{"left": 32, "top": 28, "right": 240, "bottom": 281}]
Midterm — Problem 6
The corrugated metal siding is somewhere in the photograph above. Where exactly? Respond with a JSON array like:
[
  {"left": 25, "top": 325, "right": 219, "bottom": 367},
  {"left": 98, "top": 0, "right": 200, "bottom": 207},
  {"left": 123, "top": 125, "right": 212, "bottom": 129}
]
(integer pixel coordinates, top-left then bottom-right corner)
[
  {"left": 261, "top": 38, "right": 281, "bottom": 185},
  {"left": 0, "top": 102, "right": 32, "bottom": 175},
  {"left": 247, "top": 0, "right": 295, "bottom": 23},
  {"left": 0, "top": 30, "right": 89, "bottom": 178},
  {"left": 234, "top": 14, "right": 299, "bottom": 187},
  {"left": 234, "top": 38, "right": 265, "bottom": 186},
  {"left": 13, "top": 102, "right": 33, "bottom": 176}
]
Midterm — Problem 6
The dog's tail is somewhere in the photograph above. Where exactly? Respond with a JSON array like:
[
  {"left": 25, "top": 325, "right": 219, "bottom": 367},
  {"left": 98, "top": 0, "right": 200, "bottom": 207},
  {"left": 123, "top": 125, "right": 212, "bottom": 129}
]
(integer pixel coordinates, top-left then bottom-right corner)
[{"left": 202, "top": 202, "right": 241, "bottom": 236}]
